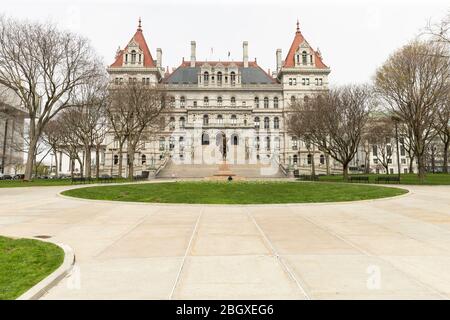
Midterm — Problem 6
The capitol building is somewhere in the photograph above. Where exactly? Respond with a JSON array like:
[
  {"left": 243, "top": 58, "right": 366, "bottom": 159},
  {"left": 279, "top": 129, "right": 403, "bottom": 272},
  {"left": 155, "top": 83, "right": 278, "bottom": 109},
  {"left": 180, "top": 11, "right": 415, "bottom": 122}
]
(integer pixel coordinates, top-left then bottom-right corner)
[{"left": 103, "top": 20, "right": 333, "bottom": 178}]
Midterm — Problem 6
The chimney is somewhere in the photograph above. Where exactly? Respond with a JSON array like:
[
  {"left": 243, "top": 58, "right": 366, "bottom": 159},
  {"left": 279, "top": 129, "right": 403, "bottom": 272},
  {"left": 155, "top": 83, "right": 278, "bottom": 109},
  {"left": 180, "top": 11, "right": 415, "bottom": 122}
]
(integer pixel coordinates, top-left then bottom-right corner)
[
  {"left": 156, "top": 48, "right": 162, "bottom": 68},
  {"left": 190, "top": 41, "right": 196, "bottom": 67},
  {"left": 276, "top": 49, "right": 282, "bottom": 73},
  {"left": 243, "top": 41, "right": 248, "bottom": 68}
]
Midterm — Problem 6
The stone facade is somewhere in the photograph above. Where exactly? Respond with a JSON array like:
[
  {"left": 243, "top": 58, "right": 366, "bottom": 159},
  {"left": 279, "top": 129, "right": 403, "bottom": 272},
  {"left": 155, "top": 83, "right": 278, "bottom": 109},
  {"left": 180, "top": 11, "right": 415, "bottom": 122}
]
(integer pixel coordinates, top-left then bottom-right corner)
[{"left": 103, "top": 20, "right": 334, "bottom": 177}]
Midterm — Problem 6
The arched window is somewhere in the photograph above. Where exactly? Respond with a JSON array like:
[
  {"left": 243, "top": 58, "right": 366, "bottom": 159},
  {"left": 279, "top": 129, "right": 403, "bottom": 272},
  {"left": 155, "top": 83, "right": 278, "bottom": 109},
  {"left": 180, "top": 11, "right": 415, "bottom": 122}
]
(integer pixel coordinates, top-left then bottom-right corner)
[
  {"left": 302, "top": 51, "right": 307, "bottom": 65},
  {"left": 231, "top": 96, "right": 236, "bottom": 106},
  {"left": 254, "top": 97, "right": 259, "bottom": 108},
  {"left": 179, "top": 117, "right": 185, "bottom": 128},
  {"left": 232, "top": 135, "right": 238, "bottom": 146},
  {"left": 203, "top": 114, "right": 209, "bottom": 125},
  {"left": 292, "top": 137, "right": 298, "bottom": 150},
  {"left": 264, "top": 97, "right": 269, "bottom": 109},
  {"left": 303, "top": 95, "right": 309, "bottom": 104},
  {"left": 203, "top": 71, "right": 209, "bottom": 84},
  {"left": 217, "top": 114, "right": 223, "bottom": 124},
  {"left": 265, "top": 136, "right": 271, "bottom": 150},
  {"left": 254, "top": 117, "right": 260, "bottom": 128},
  {"left": 113, "top": 155, "right": 119, "bottom": 165},
  {"left": 141, "top": 154, "right": 146, "bottom": 165},
  {"left": 320, "top": 154, "right": 325, "bottom": 165},
  {"left": 274, "top": 117, "right": 279, "bottom": 129},
  {"left": 131, "top": 50, "right": 137, "bottom": 64},
  {"left": 204, "top": 96, "right": 209, "bottom": 106},
  {"left": 159, "top": 137, "right": 165, "bottom": 151},
  {"left": 293, "top": 154, "right": 298, "bottom": 164},
  {"left": 290, "top": 96, "right": 296, "bottom": 105},
  {"left": 231, "top": 114, "right": 237, "bottom": 125},
  {"left": 217, "top": 72, "right": 223, "bottom": 85},
  {"left": 202, "top": 133, "right": 210, "bottom": 145},
  {"left": 169, "top": 137, "right": 175, "bottom": 150},
  {"left": 307, "top": 154, "right": 312, "bottom": 165},
  {"left": 170, "top": 96, "right": 175, "bottom": 108},
  {"left": 169, "top": 116, "right": 175, "bottom": 130},
  {"left": 180, "top": 96, "right": 185, "bottom": 108},
  {"left": 217, "top": 96, "right": 222, "bottom": 106},
  {"left": 273, "top": 97, "right": 279, "bottom": 108},
  {"left": 264, "top": 117, "right": 270, "bottom": 129},
  {"left": 230, "top": 71, "right": 236, "bottom": 85}
]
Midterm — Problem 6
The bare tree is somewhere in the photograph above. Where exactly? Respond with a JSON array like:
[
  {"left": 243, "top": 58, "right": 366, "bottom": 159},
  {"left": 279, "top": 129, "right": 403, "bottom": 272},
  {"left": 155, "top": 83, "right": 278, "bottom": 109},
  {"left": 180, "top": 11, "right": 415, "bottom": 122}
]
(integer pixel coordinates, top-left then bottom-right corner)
[
  {"left": 108, "top": 82, "right": 166, "bottom": 180},
  {"left": 434, "top": 93, "right": 450, "bottom": 173},
  {"left": 42, "top": 119, "right": 64, "bottom": 177},
  {"left": 366, "top": 116, "right": 395, "bottom": 173},
  {"left": 426, "top": 11, "right": 450, "bottom": 45},
  {"left": 62, "top": 77, "right": 108, "bottom": 179},
  {"left": 0, "top": 16, "right": 103, "bottom": 180},
  {"left": 375, "top": 41, "right": 450, "bottom": 181},
  {"left": 57, "top": 110, "right": 84, "bottom": 178},
  {"left": 288, "top": 85, "right": 374, "bottom": 180}
]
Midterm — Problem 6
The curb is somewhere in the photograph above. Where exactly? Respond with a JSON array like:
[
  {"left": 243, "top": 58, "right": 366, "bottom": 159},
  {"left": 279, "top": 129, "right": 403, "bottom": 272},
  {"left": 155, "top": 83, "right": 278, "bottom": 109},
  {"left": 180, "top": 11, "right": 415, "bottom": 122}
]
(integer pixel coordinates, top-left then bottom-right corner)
[{"left": 17, "top": 241, "right": 75, "bottom": 300}]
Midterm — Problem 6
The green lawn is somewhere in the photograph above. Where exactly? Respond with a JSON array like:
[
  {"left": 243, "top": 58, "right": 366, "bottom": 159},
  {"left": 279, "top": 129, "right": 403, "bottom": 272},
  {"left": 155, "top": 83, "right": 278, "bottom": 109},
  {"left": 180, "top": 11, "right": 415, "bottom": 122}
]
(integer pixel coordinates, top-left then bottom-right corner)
[
  {"left": 0, "top": 178, "right": 130, "bottom": 188},
  {"left": 317, "top": 173, "right": 450, "bottom": 185},
  {"left": 61, "top": 181, "right": 407, "bottom": 204},
  {"left": 0, "top": 236, "right": 64, "bottom": 300}
]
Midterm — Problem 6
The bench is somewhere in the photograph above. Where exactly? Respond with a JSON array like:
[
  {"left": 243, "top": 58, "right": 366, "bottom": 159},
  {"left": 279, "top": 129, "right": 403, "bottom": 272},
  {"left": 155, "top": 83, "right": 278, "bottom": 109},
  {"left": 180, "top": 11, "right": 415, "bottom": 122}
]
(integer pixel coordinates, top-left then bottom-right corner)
[
  {"left": 348, "top": 176, "right": 369, "bottom": 183},
  {"left": 375, "top": 176, "right": 400, "bottom": 184}
]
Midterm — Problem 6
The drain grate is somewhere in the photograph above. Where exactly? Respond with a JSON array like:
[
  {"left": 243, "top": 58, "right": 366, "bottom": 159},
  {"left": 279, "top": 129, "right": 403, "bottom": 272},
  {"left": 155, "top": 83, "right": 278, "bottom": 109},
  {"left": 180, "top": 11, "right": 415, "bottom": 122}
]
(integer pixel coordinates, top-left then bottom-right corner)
[{"left": 34, "top": 235, "right": 52, "bottom": 239}]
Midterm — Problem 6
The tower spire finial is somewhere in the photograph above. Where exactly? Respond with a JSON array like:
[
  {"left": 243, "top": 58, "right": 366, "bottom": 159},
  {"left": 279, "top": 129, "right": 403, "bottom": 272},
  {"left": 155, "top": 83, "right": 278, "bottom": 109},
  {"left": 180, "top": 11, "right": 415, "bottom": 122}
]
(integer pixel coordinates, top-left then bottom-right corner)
[
  {"left": 138, "top": 17, "right": 142, "bottom": 31},
  {"left": 296, "top": 19, "right": 300, "bottom": 33}
]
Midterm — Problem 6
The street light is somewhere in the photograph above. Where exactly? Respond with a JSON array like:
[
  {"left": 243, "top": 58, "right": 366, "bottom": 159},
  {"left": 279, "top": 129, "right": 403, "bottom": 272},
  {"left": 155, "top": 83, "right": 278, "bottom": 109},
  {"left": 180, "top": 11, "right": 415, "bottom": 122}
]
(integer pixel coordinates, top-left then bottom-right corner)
[{"left": 391, "top": 115, "right": 401, "bottom": 180}]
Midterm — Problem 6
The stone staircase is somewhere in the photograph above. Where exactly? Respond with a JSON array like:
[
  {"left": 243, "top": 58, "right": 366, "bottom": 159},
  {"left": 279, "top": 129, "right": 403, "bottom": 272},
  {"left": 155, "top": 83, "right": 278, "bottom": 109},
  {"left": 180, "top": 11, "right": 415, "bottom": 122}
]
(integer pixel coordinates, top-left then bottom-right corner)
[{"left": 156, "top": 160, "right": 287, "bottom": 179}]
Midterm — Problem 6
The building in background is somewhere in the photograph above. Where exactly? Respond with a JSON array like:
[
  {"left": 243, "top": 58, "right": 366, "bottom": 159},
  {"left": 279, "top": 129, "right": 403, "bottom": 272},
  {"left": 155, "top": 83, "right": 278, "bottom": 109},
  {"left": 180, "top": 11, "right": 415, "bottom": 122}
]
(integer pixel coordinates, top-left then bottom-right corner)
[
  {"left": 0, "top": 85, "right": 26, "bottom": 175},
  {"left": 102, "top": 19, "right": 335, "bottom": 177}
]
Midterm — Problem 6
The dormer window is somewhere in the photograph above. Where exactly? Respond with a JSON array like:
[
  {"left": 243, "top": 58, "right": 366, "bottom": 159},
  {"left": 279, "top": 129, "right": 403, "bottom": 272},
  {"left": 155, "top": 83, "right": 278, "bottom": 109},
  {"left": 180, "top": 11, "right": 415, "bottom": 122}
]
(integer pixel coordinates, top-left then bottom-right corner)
[
  {"left": 230, "top": 71, "right": 236, "bottom": 85},
  {"left": 302, "top": 51, "right": 307, "bottom": 65},
  {"left": 131, "top": 50, "right": 137, "bottom": 64},
  {"left": 203, "top": 72, "right": 209, "bottom": 85},
  {"left": 217, "top": 72, "right": 222, "bottom": 85}
]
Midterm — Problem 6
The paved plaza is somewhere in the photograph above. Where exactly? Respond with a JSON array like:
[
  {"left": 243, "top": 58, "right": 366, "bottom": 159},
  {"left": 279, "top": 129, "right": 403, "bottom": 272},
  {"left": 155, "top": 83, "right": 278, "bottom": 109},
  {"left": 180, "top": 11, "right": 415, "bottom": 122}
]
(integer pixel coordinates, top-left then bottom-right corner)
[{"left": 1, "top": 183, "right": 450, "bottom": 299}]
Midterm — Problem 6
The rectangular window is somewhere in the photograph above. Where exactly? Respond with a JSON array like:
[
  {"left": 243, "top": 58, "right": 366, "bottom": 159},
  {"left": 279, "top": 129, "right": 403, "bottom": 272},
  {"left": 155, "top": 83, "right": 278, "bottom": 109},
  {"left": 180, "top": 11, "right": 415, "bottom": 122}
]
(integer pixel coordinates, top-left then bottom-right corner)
[
  {"left": 293, "top": 78, "right": 297, "bottom": 86},
  {"left": 288, "top": 78, "right": 292, "bottom": 86},
  {"left": 302, "top": 78, "right": 306, "bottom": 85}
]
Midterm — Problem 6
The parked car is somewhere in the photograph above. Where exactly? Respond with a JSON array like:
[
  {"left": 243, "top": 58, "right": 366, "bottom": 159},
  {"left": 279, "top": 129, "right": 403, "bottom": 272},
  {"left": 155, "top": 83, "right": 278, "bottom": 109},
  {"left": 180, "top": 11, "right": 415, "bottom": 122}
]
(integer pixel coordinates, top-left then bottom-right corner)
[
  {"left": 13, "top": 174, "right": 25, "bottom": 180},
  {"left": 1, "top": 174, "right": 13, "bottom": 180}
]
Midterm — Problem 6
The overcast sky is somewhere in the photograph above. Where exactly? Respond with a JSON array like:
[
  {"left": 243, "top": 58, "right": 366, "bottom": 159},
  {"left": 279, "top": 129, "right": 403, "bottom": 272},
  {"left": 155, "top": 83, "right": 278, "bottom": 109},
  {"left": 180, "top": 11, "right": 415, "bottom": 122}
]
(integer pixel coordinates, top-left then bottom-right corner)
[{"left": 2, "top": 0, "right": 449, "bottom": 85}]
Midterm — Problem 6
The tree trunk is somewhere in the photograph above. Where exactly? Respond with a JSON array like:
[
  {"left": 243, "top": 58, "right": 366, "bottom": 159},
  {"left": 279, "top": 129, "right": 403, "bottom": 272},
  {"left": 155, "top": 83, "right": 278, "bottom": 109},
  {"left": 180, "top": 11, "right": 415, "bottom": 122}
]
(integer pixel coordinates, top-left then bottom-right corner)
[
  {"left": 343, "top": 163, "right": 349, "bottom": 181},
  {"left": 311, "top": 147, "right": 316, "bottom": 177},
  {"left": 78, "top": 157, "right": 84, "bottom": 178},
  {"left": 326, "top": 154, "right": 330, "bottom": 175},
  {"left": 417, "top": 153, "right": 426, "bottom": 182},
  {"left": 127, "top": 144, "right": 135, "bottom": 181},
  {"left": 70, "top": 158, "right": 74, "bottom": 178},
  {"left": 95, "top": 147, "right": 100, "bottom": 179},
  {"left": 118, "top": 143, "right": 124, "bottom": 178},
  {"left": 443, "top": 140, "right": 449, "bottom": 174},
  {"left": 24, "top": 135, "right": 39, "bottom": 181},
  {"left": 409, "top": 156, "right": 414, "bottom": 174},
  {"left": 84, "top": 145, "right": 91, "bottom": 178},
  {"left": 54, "top": 150, "right": 58, "bottom": 178}
]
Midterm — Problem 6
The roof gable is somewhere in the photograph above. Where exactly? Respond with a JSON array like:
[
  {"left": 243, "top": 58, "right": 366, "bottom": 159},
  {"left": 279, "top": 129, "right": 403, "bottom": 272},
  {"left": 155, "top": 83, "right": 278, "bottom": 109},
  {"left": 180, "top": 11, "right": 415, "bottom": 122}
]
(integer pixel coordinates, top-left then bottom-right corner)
[
  {"left": 283, "top": 23, "right": 328, "bottom": 69},
  {"left": 110, "top": 22, "right": 156, "bottom": 68}
]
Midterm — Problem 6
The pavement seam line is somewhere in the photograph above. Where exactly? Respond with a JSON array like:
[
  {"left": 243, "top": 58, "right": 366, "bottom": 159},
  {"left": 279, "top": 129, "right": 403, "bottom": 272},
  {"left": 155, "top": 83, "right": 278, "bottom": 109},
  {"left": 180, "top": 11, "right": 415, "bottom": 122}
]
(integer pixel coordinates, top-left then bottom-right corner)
[
  {"left": 247, "top": 211, "right": 311, "bottom": 300},
  {"left": 168, "top": 209, "right": 202, "bottom": 300},
  {"left": 298, "top": 212, "right": 448, "bottom": 299}
]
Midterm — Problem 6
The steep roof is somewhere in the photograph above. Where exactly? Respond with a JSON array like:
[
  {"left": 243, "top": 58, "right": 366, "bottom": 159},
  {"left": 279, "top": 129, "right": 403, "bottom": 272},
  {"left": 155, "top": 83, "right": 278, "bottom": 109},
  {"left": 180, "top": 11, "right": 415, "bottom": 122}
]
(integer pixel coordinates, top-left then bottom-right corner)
[
  {"left": 110, "top": 19, "right": 156, "bottom": 68},
  {"left": 163, "top": 61, "right": 277, "bottom": 84},
  {"left": 283, "top": 22, "right": 328, "bottom": 69}
]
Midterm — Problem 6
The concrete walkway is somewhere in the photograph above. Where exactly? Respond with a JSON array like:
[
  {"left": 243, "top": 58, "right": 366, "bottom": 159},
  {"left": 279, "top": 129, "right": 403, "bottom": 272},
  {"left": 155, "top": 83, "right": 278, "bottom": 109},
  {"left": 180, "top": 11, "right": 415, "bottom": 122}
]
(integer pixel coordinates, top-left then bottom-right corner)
[{"left": 1, "top": 183, "right": 450, "bottom": 299}]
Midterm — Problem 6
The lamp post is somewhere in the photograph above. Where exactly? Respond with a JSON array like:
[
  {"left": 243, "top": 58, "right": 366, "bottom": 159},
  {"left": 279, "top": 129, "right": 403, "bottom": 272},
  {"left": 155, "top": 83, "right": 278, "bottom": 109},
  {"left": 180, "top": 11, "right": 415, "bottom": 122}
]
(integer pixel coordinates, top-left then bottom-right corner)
[{"left": 391, "top": 115, "right": 401, "bottom": 180}]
